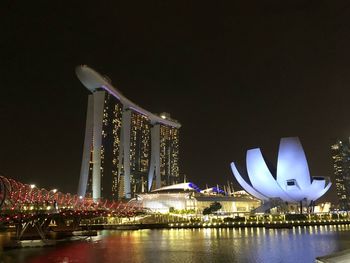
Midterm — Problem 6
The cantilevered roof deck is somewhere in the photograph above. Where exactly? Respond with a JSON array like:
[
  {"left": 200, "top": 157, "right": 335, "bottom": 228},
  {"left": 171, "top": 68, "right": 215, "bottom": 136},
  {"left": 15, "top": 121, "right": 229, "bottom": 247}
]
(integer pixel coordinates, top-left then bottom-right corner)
[{"left": 76, "top": 65, "right": 181, "bottom": 128}]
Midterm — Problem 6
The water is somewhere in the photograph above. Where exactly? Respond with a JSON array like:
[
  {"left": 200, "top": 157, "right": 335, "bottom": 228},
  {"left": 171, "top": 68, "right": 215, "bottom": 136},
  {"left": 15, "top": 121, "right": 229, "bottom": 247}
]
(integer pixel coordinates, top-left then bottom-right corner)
[{"left": 1, "top": 225, "right": 350, "bottom": 263}]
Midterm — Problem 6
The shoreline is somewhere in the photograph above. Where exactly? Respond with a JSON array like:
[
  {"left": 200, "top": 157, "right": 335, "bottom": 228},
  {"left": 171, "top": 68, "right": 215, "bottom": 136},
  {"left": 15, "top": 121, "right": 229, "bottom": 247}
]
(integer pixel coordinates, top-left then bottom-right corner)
[
  {"left": 2, "top": 221, "right": 350, "bottom": 250},
  {"left": 2, "top": 219, "right": 350, "bottom": 234},
  {"left": 82, "top": 219, "right": 350, "bottom": 230}
]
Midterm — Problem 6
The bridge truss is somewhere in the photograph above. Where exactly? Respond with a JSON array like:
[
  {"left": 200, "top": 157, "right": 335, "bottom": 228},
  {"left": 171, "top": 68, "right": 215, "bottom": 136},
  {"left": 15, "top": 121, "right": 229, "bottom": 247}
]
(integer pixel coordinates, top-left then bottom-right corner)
[{"left": 0, "top": 175, "right": 143, "bottom": 241}]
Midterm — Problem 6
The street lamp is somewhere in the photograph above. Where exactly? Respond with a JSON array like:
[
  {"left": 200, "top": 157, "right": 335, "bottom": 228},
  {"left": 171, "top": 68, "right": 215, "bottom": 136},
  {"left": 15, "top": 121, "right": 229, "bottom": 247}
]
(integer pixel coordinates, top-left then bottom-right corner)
[{"left": 29, "top": 184, "right": 36, "bottom": 203}]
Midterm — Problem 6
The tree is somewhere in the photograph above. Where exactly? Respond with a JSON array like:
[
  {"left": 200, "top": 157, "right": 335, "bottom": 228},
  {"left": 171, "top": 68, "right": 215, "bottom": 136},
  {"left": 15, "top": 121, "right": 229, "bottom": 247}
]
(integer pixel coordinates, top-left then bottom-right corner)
[
  {"left": 202, "top": 202, "right": 222, "bottom": 215},
  {"left": 203, "top": 207, "right": 212, "bottom": 215},
  {"left": 210, "top": 202, "right": 222, "bottom": 213}
]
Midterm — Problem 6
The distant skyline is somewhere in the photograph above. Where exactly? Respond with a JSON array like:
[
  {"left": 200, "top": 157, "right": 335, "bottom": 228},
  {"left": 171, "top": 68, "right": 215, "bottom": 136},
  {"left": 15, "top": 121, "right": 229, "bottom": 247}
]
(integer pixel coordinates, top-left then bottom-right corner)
[{"left": 2, "top": 1, "right": 350, "bottom": 203}]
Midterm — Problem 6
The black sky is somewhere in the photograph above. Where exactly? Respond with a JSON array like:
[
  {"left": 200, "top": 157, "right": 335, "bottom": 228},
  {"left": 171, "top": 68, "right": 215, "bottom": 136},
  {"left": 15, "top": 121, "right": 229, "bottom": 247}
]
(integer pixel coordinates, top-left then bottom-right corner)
[{"left": 1, "top": 1, "right": 350, "bottom": 202}]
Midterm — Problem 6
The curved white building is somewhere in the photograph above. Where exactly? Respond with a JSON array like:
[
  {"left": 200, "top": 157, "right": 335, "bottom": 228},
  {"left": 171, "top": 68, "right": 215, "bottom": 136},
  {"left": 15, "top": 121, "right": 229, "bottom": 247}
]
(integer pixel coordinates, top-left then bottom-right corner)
[
  {"left": 231, "top": 137, "right": 331, "bottom": 204},
  {"left": 130, "top": 182, "right": 261, "bottom": 213},
  {"left": 76, "top": 65, "right": 181, "bottom": 200}
]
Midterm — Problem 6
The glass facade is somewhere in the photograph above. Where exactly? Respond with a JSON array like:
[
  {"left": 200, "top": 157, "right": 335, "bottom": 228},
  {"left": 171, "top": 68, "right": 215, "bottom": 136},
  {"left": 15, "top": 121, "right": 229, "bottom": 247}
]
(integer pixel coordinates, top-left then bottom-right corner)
[
  {"left": 134, "top": 192, "right": 260, "bottom": 214},
  {"left": 85, "top": 92, "right": 123, "bottom": 200},
  {"left": 77, "top": 65, "right": 182, "bottom": 200},
  {"left": 331, "top": 139, "right": 350, "bottom": 210},
  {"left": 83, "top": 91, "right": 180, "bottom": 200},
  {"left": 160, "top": 125, "right": 180, "bottom": 186},
  {"left": 130, "top": 112, "right": 151, "bottom": 194}
]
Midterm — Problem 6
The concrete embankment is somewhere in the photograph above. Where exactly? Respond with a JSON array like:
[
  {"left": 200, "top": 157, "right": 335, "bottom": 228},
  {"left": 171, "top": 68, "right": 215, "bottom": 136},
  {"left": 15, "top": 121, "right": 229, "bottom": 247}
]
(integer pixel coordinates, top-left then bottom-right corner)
[
  {"left": 81, "top": 219, "right": 350, "bottom": 230},
  {"left": 316, "top": 249, "right": 350, "bottom": 263}
]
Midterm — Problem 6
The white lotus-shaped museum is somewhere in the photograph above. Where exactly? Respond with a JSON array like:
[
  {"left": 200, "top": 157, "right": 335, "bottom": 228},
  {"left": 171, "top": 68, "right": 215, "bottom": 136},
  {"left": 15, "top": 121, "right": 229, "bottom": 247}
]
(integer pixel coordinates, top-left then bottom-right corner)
[{"left": 230, "top": 137, "right": 331, "bottom": 204}]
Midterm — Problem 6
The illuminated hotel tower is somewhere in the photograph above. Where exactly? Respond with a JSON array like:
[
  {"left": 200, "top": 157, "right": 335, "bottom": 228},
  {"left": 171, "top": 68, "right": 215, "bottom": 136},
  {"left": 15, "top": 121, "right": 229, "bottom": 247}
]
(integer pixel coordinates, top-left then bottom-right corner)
[
  {"left": 331, "top": 139, "right": 350, "bottom": 210},
  {"left": 76, "top": 65, "right": 181, "bottom": 200}
]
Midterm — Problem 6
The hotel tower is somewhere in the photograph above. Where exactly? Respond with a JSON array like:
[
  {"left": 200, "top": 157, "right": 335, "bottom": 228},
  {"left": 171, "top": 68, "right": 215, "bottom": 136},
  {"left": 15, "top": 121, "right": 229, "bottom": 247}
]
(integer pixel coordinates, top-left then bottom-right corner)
[{"left": 76, "top": 65, "right": 181, "bottom": 201}]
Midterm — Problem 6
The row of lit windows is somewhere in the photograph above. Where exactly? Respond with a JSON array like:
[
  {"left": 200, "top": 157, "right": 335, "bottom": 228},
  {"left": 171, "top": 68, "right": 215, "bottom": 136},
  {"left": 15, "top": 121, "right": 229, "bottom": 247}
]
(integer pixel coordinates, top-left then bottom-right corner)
[{"left": 331, "top": 139, "right": 350, "bottom": 206}]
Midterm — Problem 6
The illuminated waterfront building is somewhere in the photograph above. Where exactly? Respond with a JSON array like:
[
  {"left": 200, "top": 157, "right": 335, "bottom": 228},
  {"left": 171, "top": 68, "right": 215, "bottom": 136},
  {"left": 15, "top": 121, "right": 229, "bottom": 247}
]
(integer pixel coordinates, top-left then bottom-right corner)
[
  {"left": 132, "top": 182, "right": 260, "bottom": 214},
  {"left": 76, "top": 65, "right": 181, "bottom": 200},
  {"left": 159, "top": 123, "right": 180, "bottom": 187},
  {"left": 331, "top": 139, "right": 350, "bottom": 210},
  {"left": 231, "top": 137, "right": 331, "bottom": 208}
]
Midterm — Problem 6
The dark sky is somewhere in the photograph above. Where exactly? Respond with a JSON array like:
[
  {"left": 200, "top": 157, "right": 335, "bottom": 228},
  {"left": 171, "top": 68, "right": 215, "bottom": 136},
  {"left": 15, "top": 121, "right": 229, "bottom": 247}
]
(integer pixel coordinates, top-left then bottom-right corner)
[{"left": 1, "top": 1, "right": 350, "bottom": 203}]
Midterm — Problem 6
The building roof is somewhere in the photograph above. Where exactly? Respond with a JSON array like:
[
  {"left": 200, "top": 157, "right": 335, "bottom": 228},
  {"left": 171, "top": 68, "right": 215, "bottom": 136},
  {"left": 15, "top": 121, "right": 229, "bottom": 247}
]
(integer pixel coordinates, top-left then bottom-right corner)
[
  {"left": 195, "top": 196, "right": 259, "bottom": 202},
  {"left": 200, "top": 187, "right": 226, "bottom": 195},
  {"left": 151, "top": 182, "right": 201, "bottom": 193},
  {"left": 75, "top": 65, "right": 181, "bottom": 128}
]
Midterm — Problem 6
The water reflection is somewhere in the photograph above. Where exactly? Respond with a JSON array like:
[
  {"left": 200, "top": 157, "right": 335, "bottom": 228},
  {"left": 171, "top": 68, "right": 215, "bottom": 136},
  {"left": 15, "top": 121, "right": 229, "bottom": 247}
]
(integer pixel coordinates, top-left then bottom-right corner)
[{"left": 1, "top": 226, "right": 350, "bottom": 263}]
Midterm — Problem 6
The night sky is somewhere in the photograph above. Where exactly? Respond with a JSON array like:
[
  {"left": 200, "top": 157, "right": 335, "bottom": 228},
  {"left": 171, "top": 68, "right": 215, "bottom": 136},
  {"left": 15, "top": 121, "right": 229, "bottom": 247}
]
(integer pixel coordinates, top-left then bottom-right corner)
[{"left": 2, "top": 1, "right": 350, "bottom": 202}]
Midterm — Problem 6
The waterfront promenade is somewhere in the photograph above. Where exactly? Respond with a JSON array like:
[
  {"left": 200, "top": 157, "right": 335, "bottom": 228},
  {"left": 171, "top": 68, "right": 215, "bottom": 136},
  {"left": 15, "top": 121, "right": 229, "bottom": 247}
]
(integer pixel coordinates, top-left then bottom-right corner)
[{"left": 78, "top": 212, "right": 350, "bottom": 230}]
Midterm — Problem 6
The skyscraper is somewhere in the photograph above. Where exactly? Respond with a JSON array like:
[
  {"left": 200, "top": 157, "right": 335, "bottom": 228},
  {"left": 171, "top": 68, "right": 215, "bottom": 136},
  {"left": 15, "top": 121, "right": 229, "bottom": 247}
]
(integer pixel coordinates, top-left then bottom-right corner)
[
  {"left": 331, "top": 139, "right": 350, "bottom": 210},
  {"left": 76, "top": 65, "right": 181, "bottom": 201}
]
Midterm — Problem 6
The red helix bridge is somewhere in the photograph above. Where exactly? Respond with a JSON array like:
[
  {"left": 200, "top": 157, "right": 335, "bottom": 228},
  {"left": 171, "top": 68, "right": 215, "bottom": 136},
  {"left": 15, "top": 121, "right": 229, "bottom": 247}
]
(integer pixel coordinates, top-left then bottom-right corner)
[{"left": 0, "top": 175, "right": 144, "bottom": 240}]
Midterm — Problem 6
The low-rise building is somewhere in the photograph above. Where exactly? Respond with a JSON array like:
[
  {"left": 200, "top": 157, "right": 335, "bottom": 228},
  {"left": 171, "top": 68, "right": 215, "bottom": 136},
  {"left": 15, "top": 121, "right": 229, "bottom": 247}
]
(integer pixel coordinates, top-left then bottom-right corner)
[{"left": 130, "top": 182, "right": 261, "bottom": 214}]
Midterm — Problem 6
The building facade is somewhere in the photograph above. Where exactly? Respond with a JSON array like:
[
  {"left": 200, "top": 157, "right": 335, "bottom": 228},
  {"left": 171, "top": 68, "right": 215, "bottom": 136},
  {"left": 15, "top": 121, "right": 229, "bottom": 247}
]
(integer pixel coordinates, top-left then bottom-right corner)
[
  {"left": 132, "top": 183, "right": 261, "bottom": 214},
  {"left": 76, "top": 65, "right": 181, "bottom": 201},
  {"left": 231, "top": 137, "right": 331, "bottom": 206},
  {"left": 331, "top": 139, "right": 350, "bottom": 210}
]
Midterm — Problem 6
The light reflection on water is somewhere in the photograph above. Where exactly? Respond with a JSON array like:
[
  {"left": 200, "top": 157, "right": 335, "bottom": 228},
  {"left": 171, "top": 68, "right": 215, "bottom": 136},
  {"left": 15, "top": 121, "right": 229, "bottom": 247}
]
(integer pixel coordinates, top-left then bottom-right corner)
[{"left": 1, "top": 225, "right": 350, "bottom": 263}]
